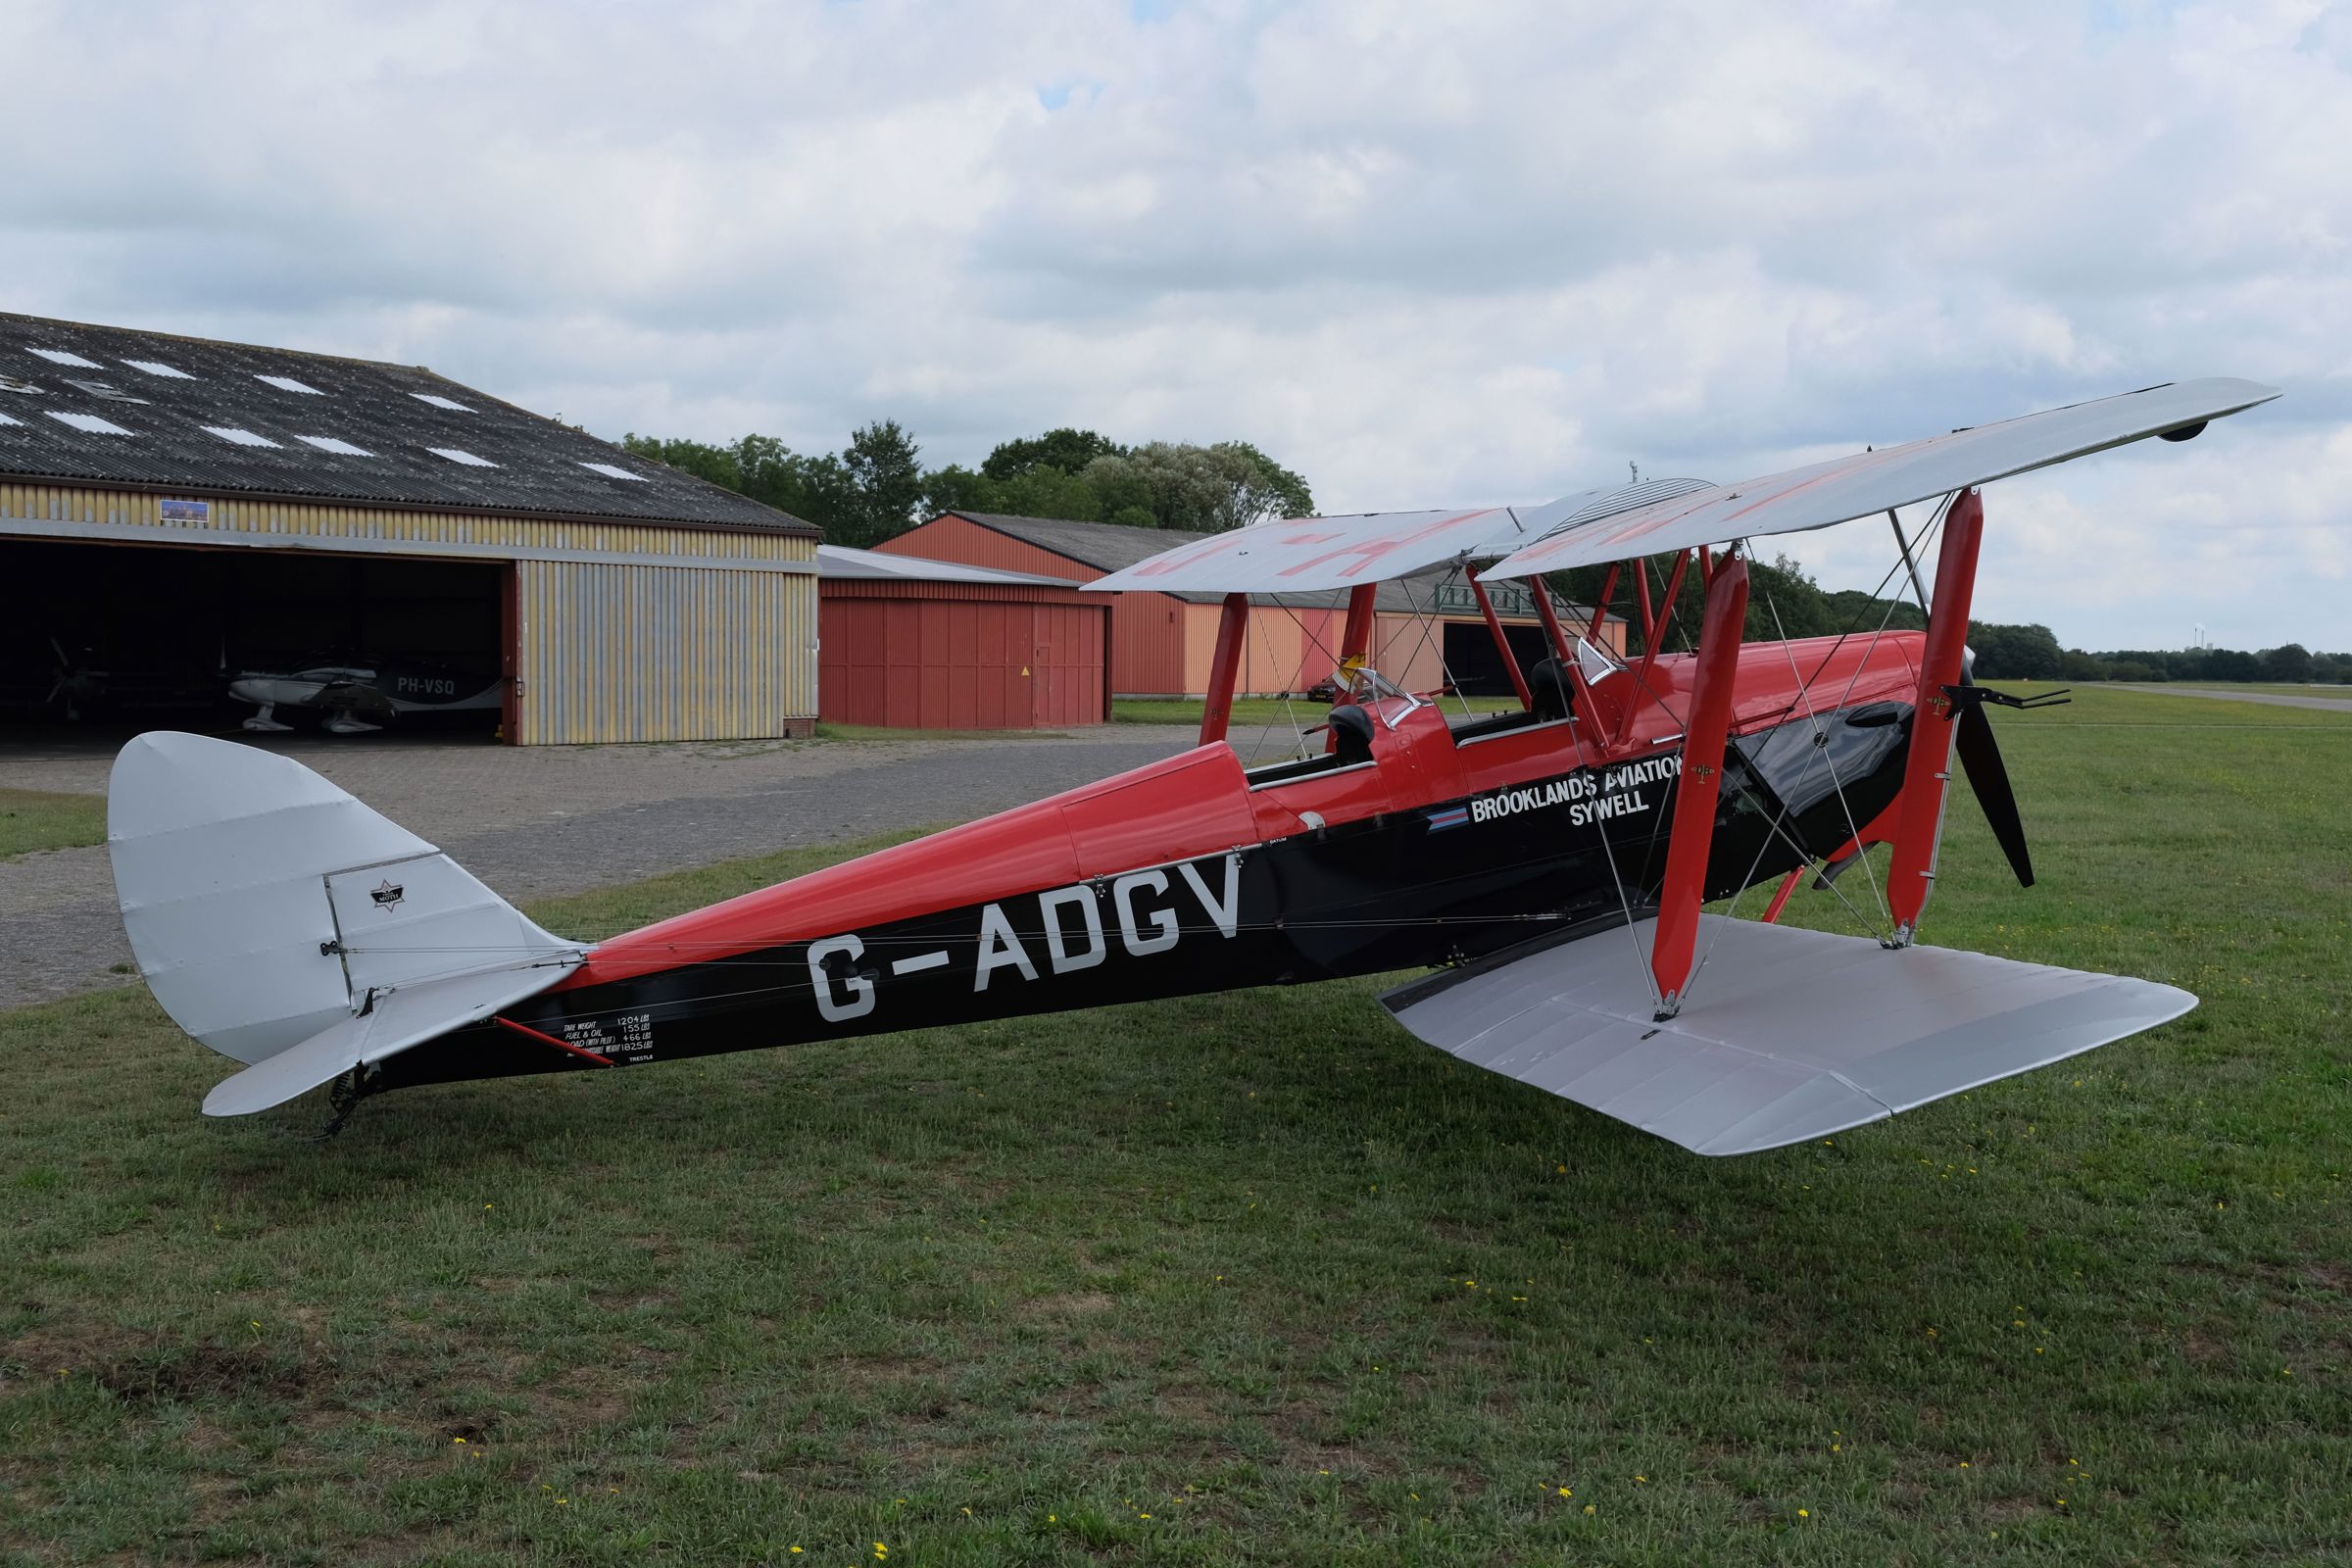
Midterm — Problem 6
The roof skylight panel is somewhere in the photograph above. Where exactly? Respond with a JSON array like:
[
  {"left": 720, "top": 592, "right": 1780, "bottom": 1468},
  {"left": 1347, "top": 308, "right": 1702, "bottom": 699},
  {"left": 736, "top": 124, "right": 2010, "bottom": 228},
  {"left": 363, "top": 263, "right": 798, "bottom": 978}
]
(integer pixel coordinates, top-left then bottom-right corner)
[
  {"left": 204, "top": 425, "right": 281, "bottom": 448},
  {"left": 0, "top": 411, "right": 22, "bottom": 427},
  {"left": 122, "top": 359, "right": 195, "bottom": 379},
  {"left": 0, "top": 376, "right": 37, "bottom": 395},
  {"left": 428, "top": 446, "right": 497, "bottom": 466},
  {"left": 255, "top": 374, "right": 323, "bottom": 395},
  {"left": 29, "top": 348, "right": 102, "bottom": 368},
  {"left": 48, "top": 411, "right": 134, "bottom": 435},
  {"left": 64, "top": 378, "right": 148, "bottom": 404},
  {"left": 410, "top": 393, "right": 473, "bottom": 412},
  {"left": 581, "top": 462, "right": 648, "bottom": 481},
  {"left": 296, "top": 435, "right": 373, "bottom": 456}
]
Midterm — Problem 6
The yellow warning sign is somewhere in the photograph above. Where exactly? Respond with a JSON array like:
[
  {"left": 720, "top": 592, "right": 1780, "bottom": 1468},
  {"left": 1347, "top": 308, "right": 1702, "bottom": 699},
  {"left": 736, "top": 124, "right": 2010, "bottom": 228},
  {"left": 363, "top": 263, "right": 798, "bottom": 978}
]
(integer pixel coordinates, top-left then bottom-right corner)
[{"left": 1021, "top": 665, "right": 1031, "bottom": 675}]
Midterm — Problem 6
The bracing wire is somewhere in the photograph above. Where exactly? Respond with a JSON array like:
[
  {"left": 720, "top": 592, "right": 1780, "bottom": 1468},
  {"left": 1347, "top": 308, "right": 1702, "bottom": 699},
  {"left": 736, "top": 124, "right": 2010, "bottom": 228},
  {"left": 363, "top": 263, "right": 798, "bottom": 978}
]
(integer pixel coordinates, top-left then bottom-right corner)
[{"left": 1760, "top": 567, "right": 1894, "bottom": 934}]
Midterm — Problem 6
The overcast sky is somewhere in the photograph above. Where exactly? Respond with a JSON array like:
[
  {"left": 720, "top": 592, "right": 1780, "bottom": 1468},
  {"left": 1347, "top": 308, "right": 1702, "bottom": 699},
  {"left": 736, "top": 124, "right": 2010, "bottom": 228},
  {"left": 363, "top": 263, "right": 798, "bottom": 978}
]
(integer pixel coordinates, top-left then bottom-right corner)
[{"left": 6, "top": 0, "right": 2345, "bottom": 649}]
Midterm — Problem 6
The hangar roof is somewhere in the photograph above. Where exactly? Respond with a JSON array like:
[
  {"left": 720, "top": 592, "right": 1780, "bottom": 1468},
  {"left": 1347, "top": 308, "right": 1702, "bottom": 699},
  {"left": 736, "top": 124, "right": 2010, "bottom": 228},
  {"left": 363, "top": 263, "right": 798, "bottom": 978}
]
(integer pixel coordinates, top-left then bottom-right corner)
[
  {"left": 817, "top": 544, "right": 1075, "bottom": 586},
  {"left": 0, "top": 313, "right": 813, "bottom": 535},
  {"left": 923, "top": 511, "right": 1593, "bottom": 618}
]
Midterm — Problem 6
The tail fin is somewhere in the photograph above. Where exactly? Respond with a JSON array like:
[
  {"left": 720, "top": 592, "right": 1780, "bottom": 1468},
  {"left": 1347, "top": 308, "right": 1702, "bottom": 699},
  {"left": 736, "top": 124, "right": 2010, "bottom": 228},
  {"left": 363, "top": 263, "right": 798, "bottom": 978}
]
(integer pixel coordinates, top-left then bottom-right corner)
[{"left": 108, "top": 733, "right": 586, "bottom": 1114}]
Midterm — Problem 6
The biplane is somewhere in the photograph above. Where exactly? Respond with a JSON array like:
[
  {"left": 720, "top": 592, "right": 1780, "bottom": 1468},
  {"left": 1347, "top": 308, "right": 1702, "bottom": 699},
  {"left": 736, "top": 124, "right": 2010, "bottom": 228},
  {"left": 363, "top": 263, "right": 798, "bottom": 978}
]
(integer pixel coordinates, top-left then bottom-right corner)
[{"left": 108, "top": 377, "right": 2278, "bottom": 1154}]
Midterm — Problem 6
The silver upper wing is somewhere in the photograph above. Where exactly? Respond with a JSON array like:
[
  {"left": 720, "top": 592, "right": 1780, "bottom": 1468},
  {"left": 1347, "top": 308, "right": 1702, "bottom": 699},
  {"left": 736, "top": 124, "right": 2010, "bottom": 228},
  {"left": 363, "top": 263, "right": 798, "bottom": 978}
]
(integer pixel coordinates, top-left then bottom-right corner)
[
  {"left": 1483, "top": 377, "right": 2280, "bottom": 578},
  {"left": 1081, "top": 477, "right": 1711, "bottom": 595}
]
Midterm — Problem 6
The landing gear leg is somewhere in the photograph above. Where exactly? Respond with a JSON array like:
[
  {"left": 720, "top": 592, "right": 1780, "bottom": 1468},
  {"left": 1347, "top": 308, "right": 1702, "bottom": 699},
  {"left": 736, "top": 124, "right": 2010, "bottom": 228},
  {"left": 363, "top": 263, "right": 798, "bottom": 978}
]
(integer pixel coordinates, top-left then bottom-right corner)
[{"left": 242, "top": 704, "right": 293, "bottom": 733}]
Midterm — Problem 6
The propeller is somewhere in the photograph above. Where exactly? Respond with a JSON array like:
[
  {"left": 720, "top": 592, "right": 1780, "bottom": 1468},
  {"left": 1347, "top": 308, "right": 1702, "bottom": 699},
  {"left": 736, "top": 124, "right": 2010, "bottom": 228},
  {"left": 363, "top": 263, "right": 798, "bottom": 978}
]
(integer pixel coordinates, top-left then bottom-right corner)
[{"left": 1942, "top": 677, "right": 2069, "bottom": 889}]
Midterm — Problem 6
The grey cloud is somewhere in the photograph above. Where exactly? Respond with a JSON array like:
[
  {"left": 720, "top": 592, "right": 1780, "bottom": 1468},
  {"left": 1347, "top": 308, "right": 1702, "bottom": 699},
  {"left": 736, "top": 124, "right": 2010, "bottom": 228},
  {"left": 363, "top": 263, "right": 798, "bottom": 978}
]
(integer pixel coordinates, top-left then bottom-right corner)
[{"left": 0, "top": 0, "right": 2342, "bottom": 648}]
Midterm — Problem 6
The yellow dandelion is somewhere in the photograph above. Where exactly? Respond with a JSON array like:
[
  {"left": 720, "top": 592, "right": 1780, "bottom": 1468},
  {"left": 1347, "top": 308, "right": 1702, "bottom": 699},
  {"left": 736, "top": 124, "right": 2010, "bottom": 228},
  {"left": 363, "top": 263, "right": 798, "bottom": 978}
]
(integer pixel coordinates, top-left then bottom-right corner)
[
  {"left": 1798, "top": 1508, "right": 1810, "bottom": 1519},
  {"left": 1557, "top": 1487, "right": 1572, "bottom": 1497},
  {"left": 1583, "top": 1503, "right": 1595, "bottom": 1515}
]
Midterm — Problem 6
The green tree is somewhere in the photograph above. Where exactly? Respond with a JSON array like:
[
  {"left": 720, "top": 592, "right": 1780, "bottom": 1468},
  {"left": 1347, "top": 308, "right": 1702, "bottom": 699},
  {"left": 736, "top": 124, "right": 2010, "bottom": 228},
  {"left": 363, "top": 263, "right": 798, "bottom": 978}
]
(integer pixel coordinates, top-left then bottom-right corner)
[
  {"left": 621, "top": 434, "right": 741, "bottom": 492},
  {"left": 1080, "top": 441, "right": 1315, "bottom": 533},
  {"left": 1967, "top": 622, "right": 2065, "bottom": 680},
  {"left": 841, "top": 420, "right": 925, "bottom": 547},
  {"left": 918, "top": 464, "right": 994, "bottom": 517},
  {"left": 1819, "top": 588, "right": 1927, "bottom": 633},
  {"left": 981, "top": 428, "right": 1126, "bottom": 482},
  {"left": 2261, "top": 642, "right": 2313, "bottom": 683},
  {"left": 992, "top": 466, "right": 1104, "bottom": 522},
  {"left": 1214, "top": 440, "right": 1315, "bottom": 525}
]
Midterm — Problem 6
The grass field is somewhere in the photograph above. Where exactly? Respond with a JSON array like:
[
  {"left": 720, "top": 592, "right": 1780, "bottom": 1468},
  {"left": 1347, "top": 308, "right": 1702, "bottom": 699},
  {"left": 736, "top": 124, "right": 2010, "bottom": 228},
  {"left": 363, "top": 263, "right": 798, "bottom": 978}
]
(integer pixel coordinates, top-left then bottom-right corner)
[
  {"left": 2108, "top": 682, "right": 2352, "bottom": 701},
  {"left": 3, "top": 688, "right": 2347, "bottom": 1564},
  {"left": 0, "top": 787, "right": 106, "bottom": 859}
]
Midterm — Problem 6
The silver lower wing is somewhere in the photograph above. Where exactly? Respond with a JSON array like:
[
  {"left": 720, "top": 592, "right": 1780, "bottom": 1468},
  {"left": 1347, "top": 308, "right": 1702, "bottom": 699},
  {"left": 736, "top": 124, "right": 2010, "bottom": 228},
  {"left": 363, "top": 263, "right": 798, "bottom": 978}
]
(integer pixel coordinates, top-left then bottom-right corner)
[{"left": 1381, "top": 915, "right": 2194, "bottom": 1156}]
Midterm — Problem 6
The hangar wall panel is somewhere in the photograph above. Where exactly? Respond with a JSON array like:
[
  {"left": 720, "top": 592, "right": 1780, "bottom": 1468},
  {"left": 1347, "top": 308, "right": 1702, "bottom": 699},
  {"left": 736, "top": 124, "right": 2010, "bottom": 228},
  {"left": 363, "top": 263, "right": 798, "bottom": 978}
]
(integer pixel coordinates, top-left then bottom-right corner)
[
  {"left": 1180, "top": 602, "right": 1320, "bottom": 698},
  {"left": 514, "top": 560, "right": 816, "bottom": 745},
  {"left": 819, "top": 583, "right": 1107, "bottom": 729},
  {"left": 874, "top": 515, "right": 1188, "bottom": 698},
  {"left": 0, "top": 483, "right": 817, "bottom": 564}
]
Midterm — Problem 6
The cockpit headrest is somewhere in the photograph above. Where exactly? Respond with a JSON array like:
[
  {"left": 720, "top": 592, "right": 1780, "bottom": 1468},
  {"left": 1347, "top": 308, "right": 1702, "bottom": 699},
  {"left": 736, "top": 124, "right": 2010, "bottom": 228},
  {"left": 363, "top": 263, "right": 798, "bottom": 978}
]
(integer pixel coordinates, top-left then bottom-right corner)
[
  {"left": 1529, "top": 659, "right": 1574, "bottom": 721},
  {"left": 1328, "top": 704, "right": 1375, "bottom": 763}
]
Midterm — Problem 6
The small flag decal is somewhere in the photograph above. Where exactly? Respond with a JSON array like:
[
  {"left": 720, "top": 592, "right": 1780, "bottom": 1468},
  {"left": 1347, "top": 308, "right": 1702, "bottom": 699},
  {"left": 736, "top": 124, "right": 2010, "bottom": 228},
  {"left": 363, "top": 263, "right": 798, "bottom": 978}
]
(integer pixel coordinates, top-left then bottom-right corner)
[{"left": 1426, "top": 805, "right": 1469, "bottom": 833}]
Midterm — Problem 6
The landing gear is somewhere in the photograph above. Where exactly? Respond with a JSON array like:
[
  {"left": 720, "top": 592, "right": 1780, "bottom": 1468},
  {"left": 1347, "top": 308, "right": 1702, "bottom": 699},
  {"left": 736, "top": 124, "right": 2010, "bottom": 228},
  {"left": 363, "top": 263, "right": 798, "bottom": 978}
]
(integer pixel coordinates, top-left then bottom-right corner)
[
  {"left": 241, "top": 704, "right": 294, "bottom": 733},
  {"left": 321, "top": 712, "right": 383, "bottom": 736}
]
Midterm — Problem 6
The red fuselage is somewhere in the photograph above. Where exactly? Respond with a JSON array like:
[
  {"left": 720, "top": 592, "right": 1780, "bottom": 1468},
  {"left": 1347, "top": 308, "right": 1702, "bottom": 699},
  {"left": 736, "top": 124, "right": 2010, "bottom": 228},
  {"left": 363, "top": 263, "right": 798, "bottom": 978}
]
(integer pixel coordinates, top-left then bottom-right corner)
[{"left": 368, "top": 633, "right": 1927, "bottom": 1095}]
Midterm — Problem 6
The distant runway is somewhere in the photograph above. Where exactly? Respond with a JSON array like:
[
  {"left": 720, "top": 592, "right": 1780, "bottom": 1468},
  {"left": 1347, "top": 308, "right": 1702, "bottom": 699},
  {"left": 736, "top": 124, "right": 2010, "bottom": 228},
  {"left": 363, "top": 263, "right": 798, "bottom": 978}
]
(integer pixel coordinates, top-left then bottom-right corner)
[{"left": 2115, "top": 685, "right": 2352, "bottom": 713}]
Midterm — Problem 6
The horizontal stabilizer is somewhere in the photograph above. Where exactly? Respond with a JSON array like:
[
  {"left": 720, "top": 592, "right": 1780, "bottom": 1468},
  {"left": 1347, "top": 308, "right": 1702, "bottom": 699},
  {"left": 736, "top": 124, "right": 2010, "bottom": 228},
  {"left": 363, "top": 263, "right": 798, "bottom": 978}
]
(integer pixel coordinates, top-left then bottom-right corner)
[
  {"left": 1382, "top": 915, "right": 2194, "bottom": 1155},
  {"left": 204, "top": 961, "right": 571, "bottom": 1117}
]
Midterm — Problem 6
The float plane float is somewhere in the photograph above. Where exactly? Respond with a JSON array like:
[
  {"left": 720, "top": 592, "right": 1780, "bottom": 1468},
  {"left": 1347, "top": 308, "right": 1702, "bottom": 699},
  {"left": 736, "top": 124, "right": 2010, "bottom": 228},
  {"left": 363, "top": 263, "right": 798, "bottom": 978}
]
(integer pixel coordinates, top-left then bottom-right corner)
[{"left": 108, "top": 378, "right": 2278, "bottom": 1155}]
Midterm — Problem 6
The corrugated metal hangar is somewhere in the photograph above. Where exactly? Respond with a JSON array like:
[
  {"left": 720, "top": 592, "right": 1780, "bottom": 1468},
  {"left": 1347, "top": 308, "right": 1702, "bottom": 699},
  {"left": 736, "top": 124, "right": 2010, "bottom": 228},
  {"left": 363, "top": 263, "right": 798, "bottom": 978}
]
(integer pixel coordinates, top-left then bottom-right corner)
[
  {"left": 875, "top": 511, "right": 1620, "bottom": 699},
  {"left": 816, "top": 546, "right": 1108, "bottom": 728},
  {"left": 0, "top": 312, "right": 818, "bottom": 745}
]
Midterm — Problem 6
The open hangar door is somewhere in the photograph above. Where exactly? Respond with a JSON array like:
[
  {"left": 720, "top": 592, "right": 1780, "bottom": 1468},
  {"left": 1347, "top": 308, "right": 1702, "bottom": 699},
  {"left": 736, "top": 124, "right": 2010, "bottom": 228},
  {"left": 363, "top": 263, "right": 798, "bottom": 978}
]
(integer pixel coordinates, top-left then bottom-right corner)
[
  {"left": 1442, "top": 620, "right": 1551, "bottom": 697},
  {"left": 0, "top": 538, "right": 507, "bottom": 737}
]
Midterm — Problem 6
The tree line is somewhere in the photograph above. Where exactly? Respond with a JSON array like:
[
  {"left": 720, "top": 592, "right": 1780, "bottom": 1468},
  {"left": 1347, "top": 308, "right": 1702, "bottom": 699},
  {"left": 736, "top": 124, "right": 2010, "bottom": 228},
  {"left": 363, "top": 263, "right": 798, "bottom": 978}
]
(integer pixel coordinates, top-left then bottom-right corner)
[
  {"left": 1551, "top": 553, "right": 2342, "bottom": 684},
  {"left": 619, "top": 422, "right": 1313, "bottom": 550},
  {"left": 619, "top": 422, "right": 2336, "bottom": 685}
]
